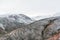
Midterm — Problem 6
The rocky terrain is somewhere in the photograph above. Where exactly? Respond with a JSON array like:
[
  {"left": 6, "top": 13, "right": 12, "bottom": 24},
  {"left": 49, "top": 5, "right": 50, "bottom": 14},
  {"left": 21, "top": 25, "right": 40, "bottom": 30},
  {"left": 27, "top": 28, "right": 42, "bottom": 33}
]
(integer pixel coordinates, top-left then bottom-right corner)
[{"left": 0, "top": 14, "right": 60, "bottom": 40}]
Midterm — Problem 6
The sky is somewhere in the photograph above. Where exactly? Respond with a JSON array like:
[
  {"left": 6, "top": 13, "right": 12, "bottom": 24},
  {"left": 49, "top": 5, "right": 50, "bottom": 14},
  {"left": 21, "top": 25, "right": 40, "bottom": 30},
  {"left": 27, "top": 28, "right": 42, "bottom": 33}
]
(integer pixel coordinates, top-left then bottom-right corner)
[{"left": 0, "top": 0, "right": 60, "bottom": 17}]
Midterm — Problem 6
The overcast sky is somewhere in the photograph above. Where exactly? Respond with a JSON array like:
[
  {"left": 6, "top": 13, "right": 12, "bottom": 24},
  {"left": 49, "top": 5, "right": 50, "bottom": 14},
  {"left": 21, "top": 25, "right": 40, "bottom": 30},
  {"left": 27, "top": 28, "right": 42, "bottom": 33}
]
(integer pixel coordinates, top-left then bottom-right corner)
[{"left": 0, "top": 0, "right": 60, "bottom": 17}]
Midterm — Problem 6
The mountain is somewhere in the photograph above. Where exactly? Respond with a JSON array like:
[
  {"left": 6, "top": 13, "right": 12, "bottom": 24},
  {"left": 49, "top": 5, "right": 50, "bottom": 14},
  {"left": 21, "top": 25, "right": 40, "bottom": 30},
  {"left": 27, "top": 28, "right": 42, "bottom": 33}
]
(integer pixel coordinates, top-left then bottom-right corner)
[
  {"left": 32, "top": 15, "right": 53, "bottom": 20},
  {"left": 0, "top": 14, "right": 34, "bottom": 32},
  {"left": 8, "top": 14, "right": 33, "bottom": 24},
  {"left": 0, "top": 16, "right": 60, "bottom": 40}
]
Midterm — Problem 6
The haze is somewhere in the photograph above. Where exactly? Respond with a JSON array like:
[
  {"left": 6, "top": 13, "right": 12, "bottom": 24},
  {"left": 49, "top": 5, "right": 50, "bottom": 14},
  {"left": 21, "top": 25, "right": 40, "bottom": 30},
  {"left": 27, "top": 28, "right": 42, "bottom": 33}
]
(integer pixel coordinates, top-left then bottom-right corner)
[{"left": 0, "top": 0, "right": 60, "bottom": 17}]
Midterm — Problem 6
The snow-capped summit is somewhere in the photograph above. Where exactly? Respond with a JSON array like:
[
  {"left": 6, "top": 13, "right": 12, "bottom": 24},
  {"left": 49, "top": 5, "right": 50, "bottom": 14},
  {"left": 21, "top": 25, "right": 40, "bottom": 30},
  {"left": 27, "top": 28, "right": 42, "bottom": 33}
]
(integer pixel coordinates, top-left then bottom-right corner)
[
  {"left": 0, "top": 14, "right": 34, "bottom": 31},
  {"left": 8, "top": 14, "right": 33, "bottom": 24},
  {"left": 33, "top": 15, "right": 53, "bottom": 20}
]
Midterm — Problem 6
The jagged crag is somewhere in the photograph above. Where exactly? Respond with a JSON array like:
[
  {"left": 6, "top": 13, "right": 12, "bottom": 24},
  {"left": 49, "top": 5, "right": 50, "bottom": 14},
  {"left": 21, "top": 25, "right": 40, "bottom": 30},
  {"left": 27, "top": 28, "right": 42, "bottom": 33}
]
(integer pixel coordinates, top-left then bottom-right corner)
[{"left": 0, "top": 16, "right": 60, "bottom": 40}]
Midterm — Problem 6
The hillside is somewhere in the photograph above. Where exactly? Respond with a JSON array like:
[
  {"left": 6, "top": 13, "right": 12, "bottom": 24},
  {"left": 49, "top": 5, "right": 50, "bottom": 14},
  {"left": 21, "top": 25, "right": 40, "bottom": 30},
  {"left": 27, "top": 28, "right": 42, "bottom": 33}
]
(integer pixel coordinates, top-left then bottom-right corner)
[{"left": 0, "top": 16, "right": 60, "bottom": 40}]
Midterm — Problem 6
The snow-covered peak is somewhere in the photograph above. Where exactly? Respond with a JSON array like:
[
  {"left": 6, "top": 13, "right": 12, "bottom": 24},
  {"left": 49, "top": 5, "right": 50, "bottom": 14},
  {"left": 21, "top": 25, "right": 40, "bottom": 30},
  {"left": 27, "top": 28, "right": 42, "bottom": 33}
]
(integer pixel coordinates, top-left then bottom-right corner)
[
  {"left": 0, "top": 14, "right": 33, "bottom": 24},
  {"left": 0, "top": 14, "right": 34, "bottom": 31},
  {"left": 8, "top": 14, "right": 33, "bottom": 24},
  {"left": 33, "top": 15, "right": 53, "bottom": 20}
]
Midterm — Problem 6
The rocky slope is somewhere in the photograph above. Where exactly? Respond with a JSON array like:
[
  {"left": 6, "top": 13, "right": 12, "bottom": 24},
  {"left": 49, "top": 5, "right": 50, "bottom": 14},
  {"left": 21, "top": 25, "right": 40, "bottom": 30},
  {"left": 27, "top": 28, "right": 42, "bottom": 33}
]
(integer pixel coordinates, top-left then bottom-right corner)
[{"left": 0, "top": 16, "right": 60, "bottom": 40}]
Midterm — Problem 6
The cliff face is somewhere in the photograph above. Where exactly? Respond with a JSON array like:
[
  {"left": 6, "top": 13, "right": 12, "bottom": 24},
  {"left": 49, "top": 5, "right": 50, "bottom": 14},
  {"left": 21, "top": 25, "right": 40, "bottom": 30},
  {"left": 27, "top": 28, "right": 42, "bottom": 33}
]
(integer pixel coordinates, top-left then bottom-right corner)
[{"left": 0, "top": 16, "right": 60, "bottom": 40}]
